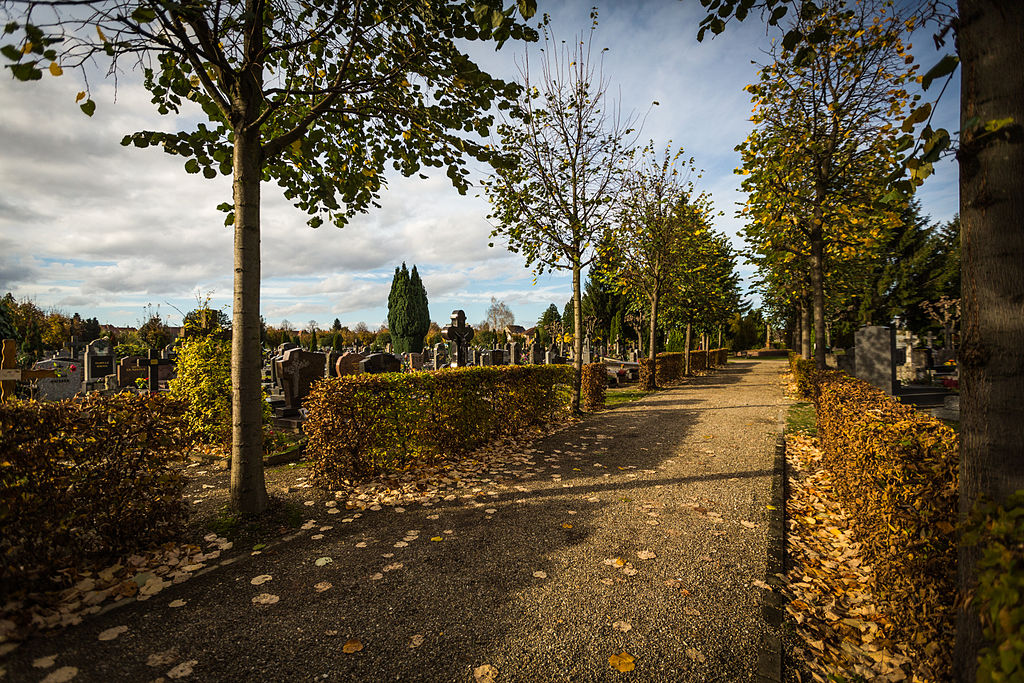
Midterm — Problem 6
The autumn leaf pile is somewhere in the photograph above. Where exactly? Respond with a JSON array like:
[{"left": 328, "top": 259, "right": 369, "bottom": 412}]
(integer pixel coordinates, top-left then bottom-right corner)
[
  {"left": 580, "top": 362, "right": 607, "bottom": 412},
  {"left": 304, "top": 365, "right": 575, "bottom": 486},
  {"left": 784, "top": 434, "right": 950, "bottom": 681},
  {"left": 0, "top": 394, "right": 191, "bottom": 602}
]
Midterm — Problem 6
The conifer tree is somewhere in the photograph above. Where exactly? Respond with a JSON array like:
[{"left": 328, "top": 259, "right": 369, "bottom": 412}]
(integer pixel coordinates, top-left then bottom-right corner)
[
  {"left": 387, "top": 263, "right": 412, "bottom": 353},
  {"left": 407, "top": 266, "right": 430, "bottom": 354}
]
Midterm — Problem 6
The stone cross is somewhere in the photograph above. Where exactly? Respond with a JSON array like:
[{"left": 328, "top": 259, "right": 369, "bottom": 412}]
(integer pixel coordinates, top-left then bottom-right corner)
[
  {"left": 1, "top": 339, "right": 56, "bottom": 402},
  {"left": 443, "top": 310, "right": 475, "bottom": 367},
  {"left": 144, "top": 348, "right": 174, "bottom": 394}
]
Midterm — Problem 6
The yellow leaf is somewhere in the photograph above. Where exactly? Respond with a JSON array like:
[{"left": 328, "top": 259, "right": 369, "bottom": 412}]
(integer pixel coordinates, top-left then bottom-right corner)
[
  {"left": 48, "top": 62, "right": 63, "bottom": 76},
  {"left": 608, "top": 652, "right": 635, "bottom": 672},
  {"left": 342, "top": 638, "right": 363, "bottom": 654},
  {"left": 75, "top": 91, "right": 86, "bottom": 102},
  {"left": 96, "top": 25, "right": 107, "bottom": 42},
  {"left": 562, "top": 523, "right": 572, "bottom": 529},
  {"left": 430, "top": 536, "right": 443, "bottom": 542}
]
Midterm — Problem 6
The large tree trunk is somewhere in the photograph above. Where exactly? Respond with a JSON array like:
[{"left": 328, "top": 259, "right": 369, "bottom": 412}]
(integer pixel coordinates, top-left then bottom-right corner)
[
  {"left": 800, "top": 296, "right": 812, "bottom": 358},
  {"left": 571, "top": 260, "right": 583, "bottom": 413},
  {"left": 229, "top": 126, "right": 268, "bottom": 514},
  {"left": 954, "top": 2, "right": 1024, "bottom": 680}
]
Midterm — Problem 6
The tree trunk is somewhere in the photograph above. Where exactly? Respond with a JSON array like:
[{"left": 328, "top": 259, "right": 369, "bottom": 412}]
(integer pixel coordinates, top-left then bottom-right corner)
[
  {"left": 229, "top": 126, "right": 268, "bottom": 514},
  {"left": 766, "top": 322, "right": 771, "bottom": 348},
  {"left": 571, "top": 260, "right": 583, "bottom": 413},
  {"left": 718, "top": 325, "right": 722, "bottom": 348},
  {"left": 800, "top": 296, "right": 812, "bottom": 359},
  {"left": 809, "top": 223, "right": 827, "bottom": 368},
  {"left": 684, "top": 322, "right": 691, "bottom": 376},
  {"left": 955, "top": 2, "right": 1024, "bottom": 680},
  {"left": 647, "top": 285, "right": 659, "bottom": 363}
]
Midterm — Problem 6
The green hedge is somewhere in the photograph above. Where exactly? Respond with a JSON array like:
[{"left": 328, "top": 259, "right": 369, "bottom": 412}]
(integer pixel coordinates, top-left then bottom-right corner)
[
  {"left": 581, "top": 362, "right": 607, "bottom": 412},
  {"left": 305, "top": 365, "right": 574, "bottom": 487},
  {"left": 810, "top": 370, "right": 958, "bottom": 667},
  {"left": 788, "top": 352, "right": 820, "bottom": 399},
  {"left": 0, "top": 394, "right": 190, "bottom": 600}
]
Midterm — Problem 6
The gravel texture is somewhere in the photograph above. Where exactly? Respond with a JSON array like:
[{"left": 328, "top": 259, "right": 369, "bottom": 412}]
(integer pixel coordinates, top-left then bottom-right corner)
[{"left": 1, "top": 358, "right": 788, "bottom": 682}]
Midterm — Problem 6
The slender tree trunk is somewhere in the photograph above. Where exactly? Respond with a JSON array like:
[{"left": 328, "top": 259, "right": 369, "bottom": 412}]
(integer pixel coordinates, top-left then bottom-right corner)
[
  {"left": 647, "top": 285, "right": 659, "bottom": 363},
  {"left": 571, "top": 260, "right": 583, "bottom": 413},
  {"left": 766, "top": 323, "right": 771, "bottom": 348},
  {"left": 718, "top": 325, "right": 722, "bottom": 348},
  {"left": 800, "top": 296, "right": 812, "bottom": 359},
  {"left": 684, "top": 322, "right": 691, "bottom": 375},
  {"left": 229, "top": 126, "right": 268, "bottom": 514},
  {"left": 809, "top": 222, "right": 827, "bottom": 368},
  {"left": 955, "top": 2, "right": 1024, "bottom": 680}
]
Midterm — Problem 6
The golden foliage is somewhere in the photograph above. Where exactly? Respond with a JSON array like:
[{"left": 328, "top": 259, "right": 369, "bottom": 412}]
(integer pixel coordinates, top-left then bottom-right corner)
[{"left": 581, "top": 362, "right": 606, "bottom": 412}]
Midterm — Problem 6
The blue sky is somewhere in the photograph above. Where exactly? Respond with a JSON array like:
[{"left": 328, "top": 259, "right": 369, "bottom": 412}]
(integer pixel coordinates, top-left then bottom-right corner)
[{"left": 0, "top": 0, "right": 959, "bottom": 330}]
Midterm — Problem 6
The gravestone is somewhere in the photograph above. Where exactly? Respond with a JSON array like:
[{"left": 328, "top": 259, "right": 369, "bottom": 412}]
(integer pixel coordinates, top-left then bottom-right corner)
[
  {"left": 432, "top": 342, "right": 448, "bottom": 370},
  {"left": 479, "top": 350, "right": 492, "bottom": 367},
  {"left": 143, "top": 348, "right": 175, "bottom": 393},
  {"left": 360, "top": 353, "right": 401, "bottom": 374},
  {"left": 335, "top": 351, "right": 365, "bottom": 377},
  {"left": 326, "top": 350, "right": 341, "bottom": 377},
  {"left": 581, "top": 344, "right": 592, "bottom": 365},
  {"left": 509, "top": 342, "right": 520, "bottom": 365},
  {"left": 278, "top": 349, "right": 326, "bottom": 411},
  {"left": 491, "top": 349, "right": 506, "bottom": 365},
  {"left": 629, "top": 349, "right": 639, "bottom": 363},
  {"left": 84, "top": 338, "right": 115, "bottom": 382},
  {"left": 407, "top": 352, "right": 424, "bottom": 371},
  {"left": 33, "top": 359, "right": 83, "bottom": 402},
  {"left": 467, "top": 348, "right": 478, "bottom": 366},
  {"left": 854, "top": 325, "right": 897, "bottom": 395},
  {"left": 529, "top": 344, "right": 544, "bottom": 365},
  {"left": 443, "top": 310, "right": 475, "bottom": 367},
  {"left": 545, "top": 345, "right": 556, "bottom": 365},
  {"left": 117, "top": 355, "right": 148, "bottom": 388}
]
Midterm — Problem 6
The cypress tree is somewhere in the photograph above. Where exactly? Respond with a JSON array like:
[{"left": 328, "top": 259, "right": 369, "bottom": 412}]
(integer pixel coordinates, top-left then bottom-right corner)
[
  {"left": 388, "top": 263, "right": 412, "bottom": 353},
  {"left": 309, "top": 328, "right": 318, "bottom": 351},
  {"left": 407, "top": 265, "right": 430, "bottom": 353}
]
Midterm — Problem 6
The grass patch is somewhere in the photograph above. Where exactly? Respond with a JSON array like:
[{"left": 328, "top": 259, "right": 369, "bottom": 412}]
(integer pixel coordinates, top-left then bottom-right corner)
[
  {"left": 787, "top": 402, "right": 817, "bottom": 436},
  {"left": 205, "top": 497, "right": 304, "bottom": 546},
  {"left": 605, "top": 387, "right": 655, "bottom": 407}
]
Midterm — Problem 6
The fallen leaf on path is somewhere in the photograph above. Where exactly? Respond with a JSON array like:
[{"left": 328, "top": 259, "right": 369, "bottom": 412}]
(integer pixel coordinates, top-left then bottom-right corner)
[
  {"left": 394, "top": 541, "right": 408, "bottom": 548},
  {"left": 40, "top": 666, "right": 78, "bottom": 682},
  {"left": 147, "top": 650, "right": 178, "bottom": 667},
  {"left": 409, "top": 634, "right": 424, "bottom": 648},
  {"left": 98, "top": 625, "right": 128, "bottom": 641},
  {"left": 600, "top": 578, "right": 614, "bottom": 586},
  {"left": 621, "top": 566, "right": 638, "bottom": 577},
  {"left": 685, "top": 648, "right": 706, "bottom": 663},
  {"left": 315, "top": 557, "right": 333, "bottom": 567},
  {"left": 370, "top": 573, "right": 384, "bottom": 581},
  {"left": 603, "top": 557, "right": 625, "bottom": 568},
  {"left": 168, "top": 599, "right": 187, "bottom": 608},
  {"left": 311, "top": 534, "right": 324, "bottom": 540},
  {"left": 303, "top": 501, "right": 315, "bottom": 506},
  {"left": 314, "top": 582, "right": 332, "bottom": 593},
  {"left": 612, "top": 621, "right": 632, "bottom": 632},
  {"left": 636, "top": 550, "right": 657, "bottom": 560},
  {"left": 427, "top": 514, "right": 440, "bottom": 520},
  {"left": 473, "top": 664, "right": 498, "bottom": 682},
  {"left": 320, "top": 526, "right": 333, "bottom": 531},
  {"left": 355, "top": 542, "right": 367, "bottom": 548},
  {"left": 167, "top": 660, "right": 198, "bottom": 679},
  {"left": 32, "top": 655, "right": 57, "bottom": 669},
  {"left": 430, "top": 536, "right": 443, "bottom": 542},
  {"left": 532, "top": 570, "right": 547, "bottom": 579},
  {"left": 587, "top": 497, "right": 600, "bottom": 502},
  {"left": 383, "top": 563, "right": 404, "bottom": 572},
  {"left": 485, "top": 508, "right": 497, "bottom": 514},
  {"left": 342, "top": 638, "right": 363, "bottom": 654},
  {"left": 250, "top": 575, "right": 272, "bottom": 586},
  {"left": 251, "top": 593, "right": 279, "bottom": 605},
  {"left": 608, "top": 652, "right": 635, "bottom": 672},
  {"left": 752, "top": 579, "right": 771, "bottom": 590},
  {"left": 562, "top": 523, "right": 573, "bottom": 529},
  {"left": 324, "top": 630, "right": 338, "bottom": 637},
  {"left": 740, "top": 520, "right": 756, "bottom": 529},
  {"left": 394, "top": 507, "right": 406, "bottom": 513},
  {"left": 301, "top": 521, "right": 316, "bottom": 530}
]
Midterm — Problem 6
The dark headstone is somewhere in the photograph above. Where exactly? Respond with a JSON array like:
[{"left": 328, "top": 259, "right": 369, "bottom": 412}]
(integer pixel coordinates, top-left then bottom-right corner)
[
  {"left": 491, "top": 349, "right": 506, "bottom": 366},
  {"left": 360, "top": 353, "right": 401, "bottom": 374},
  {"left": 529, "top": 344, "right": 544, "bottom": 365},
  {"left": 326, "top": 350, "right": 341, "bottom": 377},
  {"left": 854, "top": 326, "right": 896, "bottom": 395},
  {"left": 336, "top": 351, "right": 365, "bottom": 376},
  {"left": 117, "top": 355, "right": 148, "bottom": 388},
  {"left": 443, "top": 310, "right": 475, "bottom": 367},
  {"left": 278, "top": 349, "right": 326, "bottom": 410},
  {"left": 84, "top": 338, "right": 114, "bottom": 382}
]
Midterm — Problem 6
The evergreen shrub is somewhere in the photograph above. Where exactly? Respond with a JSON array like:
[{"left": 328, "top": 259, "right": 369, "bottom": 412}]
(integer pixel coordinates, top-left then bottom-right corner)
[
  {"left": 0, "top": 393, "right": 189, "bottom": 599},
  {"left": 169, "top": 334, "right": 232, "bottom": 444},
  {"left": 305, "top": 365, "right": 574, "bottom": 486},
  {"left": 581, "top": 362, "right": 607, "bottom": 411}
]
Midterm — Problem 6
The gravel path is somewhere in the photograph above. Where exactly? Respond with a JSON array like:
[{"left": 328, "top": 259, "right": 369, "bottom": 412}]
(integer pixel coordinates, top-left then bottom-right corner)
[{"left": 3, "top": 358, "right": 788, "bottom": 683}]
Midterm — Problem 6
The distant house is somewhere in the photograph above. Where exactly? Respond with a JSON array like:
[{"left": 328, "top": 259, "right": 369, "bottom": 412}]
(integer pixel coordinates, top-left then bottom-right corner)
[{"left": 505, "top": 325, "right": 527, "bottom": 339}]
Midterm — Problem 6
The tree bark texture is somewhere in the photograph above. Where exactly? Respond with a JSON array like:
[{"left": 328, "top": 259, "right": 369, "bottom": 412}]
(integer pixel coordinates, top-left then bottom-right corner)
[
  {"left": 648, "top": 283, "right": 659, "bottom": 364},
  {"left": 800, "top": 296, "right": 812, "bottom": 359},
  {"left": 684, "top": 322, "right": 691, "bottom": 376},
  {"left": 809, "top": 222, "right": 827, "bottom": 368},
  {"left": 955, "top": 2, "right": 1024, "bottom": 680},
  {"left": 571, "top": 261, "right": 583, "bottom": 413}
]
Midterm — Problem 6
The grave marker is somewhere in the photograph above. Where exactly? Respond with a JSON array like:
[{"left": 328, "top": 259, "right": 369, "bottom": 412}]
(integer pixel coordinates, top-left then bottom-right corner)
[
  {"left": 0, "top": 340, "right": 57, "bottom": 401},
  {"left": 444, "top": 310, "right": 475, "bottom": 367}
]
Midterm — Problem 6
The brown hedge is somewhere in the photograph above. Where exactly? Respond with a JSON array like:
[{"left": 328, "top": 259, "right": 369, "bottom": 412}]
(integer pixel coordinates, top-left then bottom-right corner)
[
  {"left": 581, "top": 362, "right": 607, "bottom": 412},
  {"left": 810, "top": 370, "right": 958, "bottom": 658},
  {"left": 0, "top": 393, "right": 190, "bottom": 600},
  {"left": 788, "top": 353, "right": 820, "bottom": 399},
  {"left": 305, "top": 365, "right": 575, "bottom": 487},
  {"left": 654, "top": 349, "right": 727, "bottom": 384},
  {"left": 638, "top": 359, "right": 655, "bottom": 390}
]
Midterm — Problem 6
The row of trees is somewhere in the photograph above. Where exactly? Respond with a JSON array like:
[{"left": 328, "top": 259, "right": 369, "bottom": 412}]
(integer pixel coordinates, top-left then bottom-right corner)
[{"left": 483, "top": 19, "right": 742, "bottom": 410}]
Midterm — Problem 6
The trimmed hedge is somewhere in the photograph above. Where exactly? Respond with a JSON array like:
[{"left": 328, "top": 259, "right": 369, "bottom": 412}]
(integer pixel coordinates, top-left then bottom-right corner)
[
  {"left": 788, "top": 352, "right": 820, "bottom": 399},
  {"left": 305, "top": 365, "right": 574, "bottom": 487},
  {"left": 638, "top": 359, "right": 655, "bottom": 391},
  {"left": 581, "top": 362, "right": 607, "bottom": 412},
  {"left": 0, "top": 394, "right": 190, "bottom": 600},
  {"left": 654, "top": 349, "right": 728, "bottom": 384},
  {"left": 810, "top": 370, "right": 958, "bottom": 661}
]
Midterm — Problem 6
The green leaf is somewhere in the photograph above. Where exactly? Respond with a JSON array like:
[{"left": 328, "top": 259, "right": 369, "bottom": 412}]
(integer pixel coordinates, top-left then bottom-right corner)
[
  {"left": 768, "top": 6, "right": 788, "bottom": 24},
  {"left": 902, "top": 103, "right": 931, "bottom": 132},
  {"left": 79, "top": 98, "right": 95, "bottom": 116},
  {"left": 710, "top": 18, "right": 725, "bottom": 35},
  {"left": 921, "top": 54, "right": 959, "bottom": 91},
  {"left": 185, "top": 159, "right": 200, "bottom": 174},
  {"left": 517, "top": 0, "right": 537, "bottom": 19},
  {"left": 1, "top": 44, "right": 21, "bottom": 61},
  {"left": 202, "top": 167, "right": 217, "bottom": 179},
  {"left": 4, "top": 22, "right": 19, "bottom": 35},
  {"left": 131, "top": 7, "right": 157, "bottom": 23},
  {"left": 794, "top": 46, "right": 816, "bottom": 67},
  {"left": 10, "top": 62, "right": 42, "bottom": 80},
  {"left": 782, "top": 29, "right": 803, "bottom": 52}
]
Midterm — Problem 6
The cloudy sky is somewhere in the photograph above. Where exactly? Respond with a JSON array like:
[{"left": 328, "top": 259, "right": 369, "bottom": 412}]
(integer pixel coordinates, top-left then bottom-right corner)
[{"left": 0, "top": 0, "right": 959, "bottom": 330}]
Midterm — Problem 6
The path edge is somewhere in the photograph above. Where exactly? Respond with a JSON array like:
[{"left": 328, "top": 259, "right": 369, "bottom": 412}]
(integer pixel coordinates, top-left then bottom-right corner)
[{"left": 756, "top": 420, "right": 787, "bottom": 682}]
